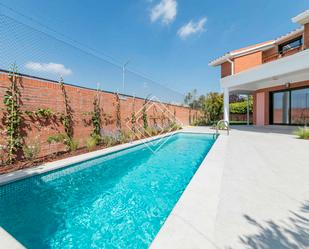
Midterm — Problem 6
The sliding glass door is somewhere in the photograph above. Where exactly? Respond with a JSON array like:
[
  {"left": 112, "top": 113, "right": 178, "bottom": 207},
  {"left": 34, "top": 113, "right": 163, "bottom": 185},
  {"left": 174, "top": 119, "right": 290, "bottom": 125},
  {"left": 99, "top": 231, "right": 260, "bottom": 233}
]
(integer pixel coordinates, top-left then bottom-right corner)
[
  {"left": 271, "top": 87, "right": 309, "bottom": 125},
  {"left": 291, "top": 88, "right": 309, "bottom": 125},
  {"left": 272, "top": 91, "right": 290, "bottom": 124}
]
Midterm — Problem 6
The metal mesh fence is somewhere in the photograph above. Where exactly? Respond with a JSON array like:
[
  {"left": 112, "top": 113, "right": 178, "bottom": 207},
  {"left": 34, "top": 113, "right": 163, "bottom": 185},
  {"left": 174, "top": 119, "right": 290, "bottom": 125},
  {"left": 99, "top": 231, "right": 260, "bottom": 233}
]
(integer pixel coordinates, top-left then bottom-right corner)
[{"left": 0, "top": 13, "right": 185, "bottom": 105}]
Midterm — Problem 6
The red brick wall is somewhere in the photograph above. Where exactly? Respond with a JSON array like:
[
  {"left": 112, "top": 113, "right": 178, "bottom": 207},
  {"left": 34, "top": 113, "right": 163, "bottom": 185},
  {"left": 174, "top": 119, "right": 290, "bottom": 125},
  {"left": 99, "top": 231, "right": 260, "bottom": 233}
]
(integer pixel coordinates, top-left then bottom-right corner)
[
  {"left": 0, "top": 74, "right": 198, "bottom": 157},
  {"left": 234, "top": 51, "right": 263, "bottom": 74},
  {"left": 220, "top": 51, "right": 263, "bottom": 78},
  {"left": 229, "top": 113, "right": 253, "bottom": 123},
  {"left": 304, "top": 23, "right": 309, "bottom": 49}
]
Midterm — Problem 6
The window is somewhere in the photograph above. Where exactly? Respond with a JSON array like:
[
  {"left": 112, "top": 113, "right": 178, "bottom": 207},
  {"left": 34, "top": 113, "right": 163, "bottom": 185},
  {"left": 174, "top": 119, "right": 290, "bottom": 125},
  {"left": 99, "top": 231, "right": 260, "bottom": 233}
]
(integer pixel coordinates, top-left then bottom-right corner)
[
  {"left": 291, "top": 88, "right": 309, "bottom": 125},
  {"left": 272, "top": 91, "right": 290, "bottom": 124},
  {"left": 270, "top": 87, "right": 309, "bottom": 125},
  {"left": 278, "top": 36, "right": 303, "bottom": 54}
]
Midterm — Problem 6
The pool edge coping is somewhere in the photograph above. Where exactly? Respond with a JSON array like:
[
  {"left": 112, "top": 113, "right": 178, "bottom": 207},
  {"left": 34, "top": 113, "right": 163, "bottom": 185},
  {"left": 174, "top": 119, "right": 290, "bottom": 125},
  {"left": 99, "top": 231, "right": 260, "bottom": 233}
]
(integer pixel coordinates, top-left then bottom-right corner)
[
  {"left": 0, "top": 228, "right": 25, "bottom": 249},
  {"left": 150, "top": 127, "right": 227, "bottom": 249},
  {"left": 0, "top": 131, "right": 181, "bottom": 186}
]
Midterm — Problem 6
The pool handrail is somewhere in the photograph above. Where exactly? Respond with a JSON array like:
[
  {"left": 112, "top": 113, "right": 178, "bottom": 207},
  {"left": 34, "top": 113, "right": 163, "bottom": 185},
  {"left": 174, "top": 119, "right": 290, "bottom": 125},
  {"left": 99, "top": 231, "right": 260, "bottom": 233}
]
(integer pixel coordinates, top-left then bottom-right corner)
[{"left": 216, "top": 120, "right": 230, "bottom": 136}]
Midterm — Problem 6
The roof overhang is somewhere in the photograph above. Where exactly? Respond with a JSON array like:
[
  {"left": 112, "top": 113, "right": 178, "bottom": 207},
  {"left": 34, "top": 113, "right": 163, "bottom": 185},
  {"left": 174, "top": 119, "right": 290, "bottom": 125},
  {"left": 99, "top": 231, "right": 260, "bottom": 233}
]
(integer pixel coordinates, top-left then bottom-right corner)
[
  {"left": 292, "top": 9, "right": 309, "bottom": 25},
  {"left": 220, "top": 48, "right": 309, "bottom": 92},
  {"left": 208, "top": 41, "right": 275, "bottom": 67},
  {"left": 274, "top": 27, "right": 304, "bottom": 44}
]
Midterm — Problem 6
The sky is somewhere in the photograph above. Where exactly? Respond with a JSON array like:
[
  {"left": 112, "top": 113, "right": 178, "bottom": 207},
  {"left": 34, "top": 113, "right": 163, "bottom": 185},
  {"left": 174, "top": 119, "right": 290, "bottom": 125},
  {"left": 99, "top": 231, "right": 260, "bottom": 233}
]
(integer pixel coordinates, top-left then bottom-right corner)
[{"left": 0, "top": 0, "right": 308, "bottom": 99}]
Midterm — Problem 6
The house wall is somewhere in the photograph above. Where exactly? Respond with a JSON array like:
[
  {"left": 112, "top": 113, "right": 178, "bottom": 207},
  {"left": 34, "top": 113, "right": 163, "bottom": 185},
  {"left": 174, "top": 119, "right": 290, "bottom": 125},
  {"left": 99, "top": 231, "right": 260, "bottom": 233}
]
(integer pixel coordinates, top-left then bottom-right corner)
[
  {"left": 255, "top": 92, "right": 265, "bottom": 125},
  {"left": 221, "top": 61, "right": 232, "bottom": 78},
  {"left": 234, "top": 51, "right": 263, "bottom": 74},
  {"left": 220, "top": 51, "right": 263, "bottom": 78},
  {"left": 304, "top": 23, "right": 309, "bottom": 49},
  {"left": 220, "top": 31, "right": 305, "bottom": 75},
  {"left": 0, "top": 73, "right": 198, "bottom": 158},
  {"left": 263, "top": 32, "right": 304, "bottom": 63},
  {"left": 253, "top": 80, "right": 309, "bottom": 125}
]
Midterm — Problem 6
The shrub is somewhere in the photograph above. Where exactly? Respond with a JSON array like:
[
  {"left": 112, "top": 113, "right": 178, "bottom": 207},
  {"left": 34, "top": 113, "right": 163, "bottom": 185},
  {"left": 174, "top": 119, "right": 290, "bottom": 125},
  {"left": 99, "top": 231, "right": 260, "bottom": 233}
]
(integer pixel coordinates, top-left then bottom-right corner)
[
  {"left": 68, "top": 139, "right": 79, "bottom": 151},
  {"left": 23, "top": 141, "right": 41, "bottom": 160},
  {"left": 118, "top": 130, "right": 132, "bottom": 143},
  {"left": 145, "top": 127, "right": 157, "bottom": 136},
  {"left": 229, "top": 100, "right": 253, "bottom": 114},
  {"left": 163, "top": 122, "right": 182, "bottom": 132},
  {"left": 169, "top": 122, "right": 181, "bottom": 131},
  {"left": 86, "top": 136, "right": 97, "bottom": 151},
  {"left": 192, "top": 117, "right": 209, "bottom": 126},
  {"left": 101, "top": 135, "right": 116, "bottom": 147},
  {"left": 0, "top": 144, "right": 7, "bottom": 165},
  {"left": 91, "top": 134, "right": 102, "bottom": 145},
  {"left": 294, "top": 126, "right": 309, "bottom": 140},
  {"left": 47, "top": 134, "right": 79, "bottom": 152}
]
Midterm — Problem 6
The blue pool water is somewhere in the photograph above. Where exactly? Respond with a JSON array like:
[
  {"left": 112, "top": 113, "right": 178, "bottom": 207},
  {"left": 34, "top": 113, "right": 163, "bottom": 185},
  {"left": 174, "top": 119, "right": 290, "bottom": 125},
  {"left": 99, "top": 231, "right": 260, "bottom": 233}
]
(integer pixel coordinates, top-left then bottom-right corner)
[{"left": 0, "top": 133, "right": 215, "bottom": 249}]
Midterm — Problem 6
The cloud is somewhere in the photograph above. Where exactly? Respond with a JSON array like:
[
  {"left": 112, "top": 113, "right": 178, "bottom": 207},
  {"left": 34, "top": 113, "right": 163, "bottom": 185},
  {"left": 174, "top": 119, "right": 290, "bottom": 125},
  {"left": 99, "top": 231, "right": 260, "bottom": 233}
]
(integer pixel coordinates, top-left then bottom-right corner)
[
  {"left": 177, "top": 17, "right": 207, "bottom": 39},
  {"left": 150, "top": 0, "right": 177, "bottom": 25},
  {"left": 25, "top": 62, "right": 72, "bottom": 76}
]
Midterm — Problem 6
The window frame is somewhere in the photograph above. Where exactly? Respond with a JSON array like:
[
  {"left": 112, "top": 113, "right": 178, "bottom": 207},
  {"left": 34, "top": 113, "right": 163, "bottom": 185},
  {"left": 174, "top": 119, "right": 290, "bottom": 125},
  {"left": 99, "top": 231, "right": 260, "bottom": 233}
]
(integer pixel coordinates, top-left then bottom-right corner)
[
  {"left": 270, "top": 86, "right": 309, "bottom": 125},
  {"left": 278, "top": 36, "right": 303, "bottom": 54}
]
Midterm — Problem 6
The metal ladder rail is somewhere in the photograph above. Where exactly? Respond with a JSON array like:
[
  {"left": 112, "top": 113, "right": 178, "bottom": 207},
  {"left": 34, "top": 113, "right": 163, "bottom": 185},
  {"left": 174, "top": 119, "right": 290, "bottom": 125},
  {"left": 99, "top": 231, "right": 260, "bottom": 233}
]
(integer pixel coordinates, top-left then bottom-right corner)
[{"left": 216, "top": 120, "right": 230, "bottom": 136}]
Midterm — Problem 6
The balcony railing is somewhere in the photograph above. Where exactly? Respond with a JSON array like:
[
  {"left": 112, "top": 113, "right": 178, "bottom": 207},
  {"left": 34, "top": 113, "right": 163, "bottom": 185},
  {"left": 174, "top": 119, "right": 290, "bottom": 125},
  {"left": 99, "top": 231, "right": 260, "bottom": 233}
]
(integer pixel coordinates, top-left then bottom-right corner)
[{"left": 262, "top": 46, "right": 303, "bottom": 64}]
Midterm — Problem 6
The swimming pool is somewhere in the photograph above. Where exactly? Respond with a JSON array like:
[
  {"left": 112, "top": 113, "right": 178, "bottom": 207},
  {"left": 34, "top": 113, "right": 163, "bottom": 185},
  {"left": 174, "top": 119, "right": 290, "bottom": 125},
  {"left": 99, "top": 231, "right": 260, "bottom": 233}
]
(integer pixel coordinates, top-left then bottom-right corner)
[{"left": 0, "top": 132, "right": 215, "bottom": 249}]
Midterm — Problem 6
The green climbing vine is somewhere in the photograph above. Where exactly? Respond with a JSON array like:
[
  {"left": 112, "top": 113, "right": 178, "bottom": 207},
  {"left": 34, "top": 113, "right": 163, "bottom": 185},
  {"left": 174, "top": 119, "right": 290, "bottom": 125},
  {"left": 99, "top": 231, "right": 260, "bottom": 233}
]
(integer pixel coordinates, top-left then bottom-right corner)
[
  {"left": 142, "top": 96, "right": 149, "bottom": 129},
  {"left": 25, "top": 108, "right": 55, "bottom": 120},
  {"left": 115, "top": 93, "right": 121, "bottom": 130},
  {"left": 59, "top": 77, "right": 73, "bottom": 139},
  {"left": 131, "top": 97, "right": 136, "bottom": 132},
  {"left": 47, "top": 78, "right": 77, "bottom": 152},
  {"left": 91, "top": 90, "right": 102, "bottom": 138},
  {"left": 173, "top": 107, "right": 176, "bottom": 122},
  {"left": 152, "top": 105, "right": 157, "bottom": 127},
  {"left": 3, "top": 63, "right": 23, "bottom": 164}
]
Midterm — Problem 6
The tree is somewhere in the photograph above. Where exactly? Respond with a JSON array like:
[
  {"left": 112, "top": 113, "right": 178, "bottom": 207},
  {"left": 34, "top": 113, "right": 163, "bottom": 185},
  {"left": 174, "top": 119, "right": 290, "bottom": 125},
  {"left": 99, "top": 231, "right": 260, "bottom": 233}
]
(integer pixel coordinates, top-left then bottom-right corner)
[
  {"left": 184, "top": 89, "right": 198, "bottom": 109},
  {"left": 203, "top": 92, "right": 223, "bottom": 123},
  {"left": 184, "top": 90, "right": 224, "bottom": 125},
  {"left": 229, "top": 96, "right": 253, "bottom": 114}
]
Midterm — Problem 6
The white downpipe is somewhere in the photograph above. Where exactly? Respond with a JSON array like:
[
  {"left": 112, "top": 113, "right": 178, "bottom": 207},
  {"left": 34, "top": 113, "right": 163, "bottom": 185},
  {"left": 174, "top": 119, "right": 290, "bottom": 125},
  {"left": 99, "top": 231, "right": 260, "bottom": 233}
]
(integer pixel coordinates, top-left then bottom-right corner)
[{"left": 224, "top": 87, "right": 229, "bottom": 122}]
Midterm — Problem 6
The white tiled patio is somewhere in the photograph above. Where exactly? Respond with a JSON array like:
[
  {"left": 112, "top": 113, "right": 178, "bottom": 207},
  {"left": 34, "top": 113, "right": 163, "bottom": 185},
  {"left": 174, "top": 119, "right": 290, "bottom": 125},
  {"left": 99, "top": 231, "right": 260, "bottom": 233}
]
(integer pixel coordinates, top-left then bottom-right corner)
[{"left": 151, "top": 126, "right": 309, "bottom": 249}]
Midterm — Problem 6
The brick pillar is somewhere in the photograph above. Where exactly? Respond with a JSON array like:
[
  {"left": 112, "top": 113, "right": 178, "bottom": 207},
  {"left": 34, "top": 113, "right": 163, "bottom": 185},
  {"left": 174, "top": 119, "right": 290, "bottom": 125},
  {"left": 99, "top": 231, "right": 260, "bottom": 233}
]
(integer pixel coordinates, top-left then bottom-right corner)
[{"left": 304, "top": 23, "right": 309, "bottom": 49}]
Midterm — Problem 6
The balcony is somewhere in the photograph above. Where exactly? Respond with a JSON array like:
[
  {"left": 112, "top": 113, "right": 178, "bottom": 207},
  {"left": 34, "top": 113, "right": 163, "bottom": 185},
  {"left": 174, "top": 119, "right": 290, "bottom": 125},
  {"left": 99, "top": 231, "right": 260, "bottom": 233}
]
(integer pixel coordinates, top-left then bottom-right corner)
[
  {"left": 221, "top": 48, "right": 309, "bottom": 92},
  {"left": 262, "top": 46, "right": 303, "bottom": 64}
]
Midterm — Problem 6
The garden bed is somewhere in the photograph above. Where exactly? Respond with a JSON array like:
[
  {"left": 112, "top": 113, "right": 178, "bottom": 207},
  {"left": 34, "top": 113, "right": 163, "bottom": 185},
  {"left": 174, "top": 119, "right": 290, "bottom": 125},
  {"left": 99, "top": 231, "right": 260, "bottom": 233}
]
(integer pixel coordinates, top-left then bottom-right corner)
[{"left": 0, "top": 128, "right": 181, "bottom": 175}]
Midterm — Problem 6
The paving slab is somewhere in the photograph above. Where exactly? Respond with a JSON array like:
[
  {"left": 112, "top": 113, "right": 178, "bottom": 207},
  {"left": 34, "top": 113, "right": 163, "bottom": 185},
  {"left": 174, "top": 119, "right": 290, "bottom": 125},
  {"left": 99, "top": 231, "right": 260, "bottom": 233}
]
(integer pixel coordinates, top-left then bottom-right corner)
[{"left": 151, "top": 126, "right": 309, "bottom": 249}]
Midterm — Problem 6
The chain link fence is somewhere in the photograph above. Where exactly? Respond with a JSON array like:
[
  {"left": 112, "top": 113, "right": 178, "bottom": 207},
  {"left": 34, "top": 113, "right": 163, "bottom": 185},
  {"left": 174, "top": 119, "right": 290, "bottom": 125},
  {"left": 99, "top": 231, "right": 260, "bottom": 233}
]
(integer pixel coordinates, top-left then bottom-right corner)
[{"left": 0, "top": 13, "right": 185, "bottom": 105}]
